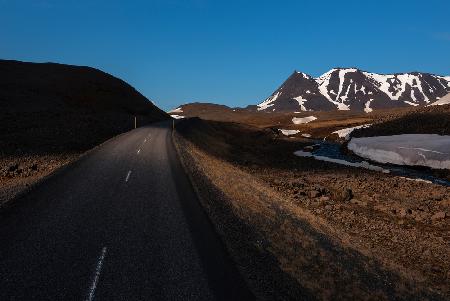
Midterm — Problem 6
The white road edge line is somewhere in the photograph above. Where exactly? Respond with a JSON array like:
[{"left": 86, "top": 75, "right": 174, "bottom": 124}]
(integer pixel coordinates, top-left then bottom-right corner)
[
  {"left": 125, "top": 170, "right": 132, "bottom": 182},
  {"left": 86, "top": 246, "right": 107, "bottom": 301}
]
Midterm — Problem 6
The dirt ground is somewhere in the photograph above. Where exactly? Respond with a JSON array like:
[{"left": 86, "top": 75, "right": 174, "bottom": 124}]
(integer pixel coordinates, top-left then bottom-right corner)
[
  {"left": 0, "top": 153, "right": 79, "bottom": 206},
  {"left": 174, "top": 118, "right": 450, "bottom": 300}
]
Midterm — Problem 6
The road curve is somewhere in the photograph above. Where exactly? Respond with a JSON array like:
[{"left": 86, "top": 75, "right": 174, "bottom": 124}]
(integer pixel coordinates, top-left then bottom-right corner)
[{"left": 0, "top": 121, "right": 253, "bottom": 300}]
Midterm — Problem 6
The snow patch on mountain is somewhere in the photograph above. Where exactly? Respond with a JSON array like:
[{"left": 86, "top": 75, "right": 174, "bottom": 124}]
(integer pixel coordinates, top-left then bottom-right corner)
[
  {"left": 296, "top": 71, "right": 312, "bottom": 79},
  {"left": 293, "top": 96, "right": 309, "bottom": 111},
  {"left": 316, "top": 70, "right": 334, "bottom": 102},
  {"left": 364, "top": 99, "right": 373, "bottom": 113},
  {"left": 258, "top": 91, "right": 281, "bottom": 111},
  {"left": 258, "top": 68, "right": 450, "bottom": 112}
]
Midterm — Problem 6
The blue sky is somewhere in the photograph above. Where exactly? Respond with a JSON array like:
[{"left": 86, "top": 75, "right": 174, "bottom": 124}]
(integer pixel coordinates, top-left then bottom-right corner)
[{"left": 1, "top": 0, "right": 449, "bottom": 111}]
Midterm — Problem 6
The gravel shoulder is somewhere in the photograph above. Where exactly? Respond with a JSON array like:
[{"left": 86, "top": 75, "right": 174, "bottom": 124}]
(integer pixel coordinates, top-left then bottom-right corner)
[{"left": 0, "top": 154, "right": 80, "bottom": 206}]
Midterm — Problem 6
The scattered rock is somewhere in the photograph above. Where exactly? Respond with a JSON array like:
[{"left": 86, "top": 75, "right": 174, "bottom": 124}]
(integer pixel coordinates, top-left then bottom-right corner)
[
  {"left": 431, "top": 211, "right": 446, "bottom": 221},
  {"left": 8, "top": 164, "right": 19, "bottom": 172},
  {"left": 414, "top": 213, "right": 427, "bottom": 222},
  {"left": 398, "top": 208, "right": 408, "bottom": 218},
  {"left": 341, "top": 188, "right": 353, "bottom": 202},
  {"left": 319, "top": 196, "right": 330, "bottom": 202},
  {"left": 350, "top": 199, "right": 367, "bottom": 206},
  {"left": 309, "top": 190, "right": 321, "bottom": 198}
]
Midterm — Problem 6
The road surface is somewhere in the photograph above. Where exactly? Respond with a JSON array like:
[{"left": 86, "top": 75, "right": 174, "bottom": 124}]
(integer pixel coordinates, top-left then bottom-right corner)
[{"left": 0, "top": 121, "right": 253, "bottom": 300}]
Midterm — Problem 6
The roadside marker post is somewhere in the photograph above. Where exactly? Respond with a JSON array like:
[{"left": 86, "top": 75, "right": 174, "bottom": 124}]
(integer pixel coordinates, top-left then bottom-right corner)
[{"left": 134, "top": 116, "right": 137, "bottom": 129}]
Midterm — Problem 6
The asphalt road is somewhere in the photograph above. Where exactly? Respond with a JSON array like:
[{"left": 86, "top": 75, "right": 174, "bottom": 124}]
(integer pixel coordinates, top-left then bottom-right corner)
[{"left": 0, "top": 121, "right": 253, "bottom": 300}]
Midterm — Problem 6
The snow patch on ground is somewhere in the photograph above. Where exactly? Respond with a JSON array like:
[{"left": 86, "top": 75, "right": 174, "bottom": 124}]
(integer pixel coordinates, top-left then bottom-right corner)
[
  {"left": 294, "top": 150, "right": 389, "bottom": 173},
  {"left": 170, "top": 114, "right": 185, "bottom": 119},
  {"left": 332, "top": 124, "right": 372, "bottom": 140},
  {"left": 398, "top": 177, "right": 432, "bottom": 184},
  {"left": 430, "top": 93, "right": 450, "bottom": 106},
  {"left": 301, "top": 133, "right": 311, "bottom": 138},
  {"left": 348, "top": 134, "right": 450, "bottom": 170},
  {"left": 292, "top": 116, "right": 317, "bottom": 124},
  {"left": 280, "top": 129, "right": 300, "bottom": 136}
]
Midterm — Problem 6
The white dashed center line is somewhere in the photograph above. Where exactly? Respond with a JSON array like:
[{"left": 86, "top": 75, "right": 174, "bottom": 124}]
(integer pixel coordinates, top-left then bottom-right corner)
[
  {"left": 125, "top": 170, "right": 132, "bottom": 182},
  {"left": 86, "top": 246, "right": 107, "bottom": 301},
  {"left": 137, "top": 149, "right": 141, "bottom": 154}
]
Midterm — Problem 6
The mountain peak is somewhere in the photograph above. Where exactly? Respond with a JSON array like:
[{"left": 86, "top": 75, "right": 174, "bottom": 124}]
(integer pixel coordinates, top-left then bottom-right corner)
[
  {"left": 294, "top": 70, "right": 313, "bottom": 79},
  {"left": 257, "top": 68, "right": 450, "bottom": 113}
]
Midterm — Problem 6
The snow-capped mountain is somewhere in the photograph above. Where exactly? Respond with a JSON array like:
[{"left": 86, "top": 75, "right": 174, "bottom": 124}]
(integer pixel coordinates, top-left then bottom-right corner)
[{"left": 257, "top": 69, "right": 450, "bottom": 112}]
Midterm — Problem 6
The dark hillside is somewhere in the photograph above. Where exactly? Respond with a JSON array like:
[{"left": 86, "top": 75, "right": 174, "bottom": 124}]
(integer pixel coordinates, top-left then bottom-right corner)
[
  {"left": 0, "top": 59, "right": 168, "bottom": 155},
  {"left": 0, "top": 60, "right": 169, "bottom": 203}
]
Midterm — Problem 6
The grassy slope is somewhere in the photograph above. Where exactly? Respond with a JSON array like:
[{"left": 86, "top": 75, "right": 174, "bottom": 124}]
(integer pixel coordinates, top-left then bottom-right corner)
[
  {"left": 352, "top": 104, "right": 450, "bottom": 137},
  {"left": 175, "top": 117, "right": 450, "bottom": 300}
]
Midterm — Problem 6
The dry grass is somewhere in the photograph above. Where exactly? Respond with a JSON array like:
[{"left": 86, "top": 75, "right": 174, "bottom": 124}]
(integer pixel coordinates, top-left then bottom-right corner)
[{"left": 174, "top": 118, "right": 450, "bottom": 300}]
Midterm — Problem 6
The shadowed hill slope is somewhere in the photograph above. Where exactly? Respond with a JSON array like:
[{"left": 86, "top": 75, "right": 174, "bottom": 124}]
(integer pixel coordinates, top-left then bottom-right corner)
[
  {"left": 0, "top": 60, "right": 169, "bottom": 204},
  {"left": 352, "top": 104, "right": 450, "bottom": 138},
  {"left": 0, "top": 59, "right": 169, "bottom": 155}
]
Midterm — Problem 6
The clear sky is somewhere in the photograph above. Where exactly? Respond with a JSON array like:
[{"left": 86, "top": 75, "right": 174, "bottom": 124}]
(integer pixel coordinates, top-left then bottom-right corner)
[{"left": 1, "top": 0, "right": 449, "bottom": 111}]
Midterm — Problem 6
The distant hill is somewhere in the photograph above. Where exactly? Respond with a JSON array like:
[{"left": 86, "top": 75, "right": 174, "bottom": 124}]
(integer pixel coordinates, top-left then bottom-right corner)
[
  {"left": 257, "top": 69, "right": 450, "bottom": 113},
  {"left": 0, "top": 60, "right": 169, "bottom": 155},
  {"left": 352, "top": 102, "right": 450, "bottom": 137},
  {"left": 168, "top": 103, "right": 244, "bottom": 120}
]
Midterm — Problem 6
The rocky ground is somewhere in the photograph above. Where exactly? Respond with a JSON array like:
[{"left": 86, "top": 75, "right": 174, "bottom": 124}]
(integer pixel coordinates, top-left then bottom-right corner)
[
  {"left": 174, "top": 118, "right": 450, "bottom": 300},
  {"left": 0, "top": 154, "right": 79, "bottom": 205}
]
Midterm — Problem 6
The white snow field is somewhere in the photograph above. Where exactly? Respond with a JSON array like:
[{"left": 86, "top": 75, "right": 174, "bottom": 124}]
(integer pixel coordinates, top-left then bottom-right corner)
[
  {"left": 348, "top": 134, "right": 450, "bottom": 170},
  {"left": 170, "top": 114, "right": 185, "bottom": 119},
  {"left": 430, "top": 93, "right": 450, "bottom": 106},
  {"left": 292, "top": 116, "right": 317, "bottom": 124},
  {"left": 293, "top": 150, "right": 389, "bottom": 173},
  {"left": 332, "top": 124, "right": 372, "bottom": 140},
  {"left": 279, "top": 129, "right": 300, "bottom": 136}
]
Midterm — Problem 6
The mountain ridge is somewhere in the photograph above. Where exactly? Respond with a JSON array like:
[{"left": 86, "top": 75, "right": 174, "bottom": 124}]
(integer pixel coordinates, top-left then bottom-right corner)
[{"left": 257, "top": 68, "right": 450, "bottom": 113}]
